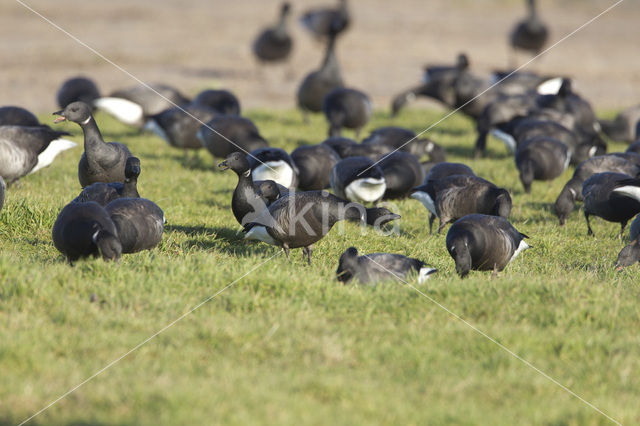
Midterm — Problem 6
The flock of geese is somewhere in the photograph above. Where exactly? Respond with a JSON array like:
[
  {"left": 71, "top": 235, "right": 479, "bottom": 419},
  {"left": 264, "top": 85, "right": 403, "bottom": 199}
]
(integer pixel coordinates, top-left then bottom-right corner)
[{"left": 2, "top": 0, "right": 640, "bottom": 281}]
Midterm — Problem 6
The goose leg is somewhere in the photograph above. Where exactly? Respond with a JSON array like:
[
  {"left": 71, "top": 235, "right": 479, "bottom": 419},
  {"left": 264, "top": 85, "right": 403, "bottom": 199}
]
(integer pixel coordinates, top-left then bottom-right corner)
[
  {"left": 355, "top": 128, "right": 361, "bottom": 140},
  {"left": 283, "top": 244, "right": 290, "bottom": 261},
  {"left": 301, "top": 109, "right": 310, "bottom": 125},
  {"left": 619, "top": 221, "right": 628, "bottom": 240},
  {"left": 437, "top": 217, "right": 449, "bottom": 234},
  {"left": 428, "top": 213, "right": 435, "bottom": 234},
  {"left": 302, "top": 245, "right": 314, "bottom": 266},
  {"left": 585, "top": 212, "right": 594, "bottom": 236}
]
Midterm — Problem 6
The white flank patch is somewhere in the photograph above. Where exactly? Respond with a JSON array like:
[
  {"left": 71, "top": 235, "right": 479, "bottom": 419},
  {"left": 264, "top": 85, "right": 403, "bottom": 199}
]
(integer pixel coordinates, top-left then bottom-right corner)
[
  {"left": 421, "top": 73, "right": 431, "bottom": 84},
  {"left": 91, "top": 230, "right": 100, "bottom": 244},
  {"left": 489, "top": 73, "right": 500, "bottom": 85},
  {"left": 244, "top": 226, "right": 278, "bottom": 246},
  {"left": 613, "top": 185, "right": 640, "bottom": 202},
  {"left": 509, "top": 239, "right": 530, "bottom": 263},
  {"left": 252, "top": 160, "right": 294, "bottom": 188},
  {"left": 406, "top": 92, "right": 416, "bottom": 102},
  {"left": 345, "top": 177, "right": 387, "bottom": 203},
  {"left": 588, "top": 146, "right": 598, "bottom": 158},
  {"left": 563, "top": 151, "right": 571, "bottom": 171},
  {"left": 490, "top": 129, "right": 517, "bottom": 153},
  {"left": 417, "top": 267, "right": 437, "bottom": 283},
  {"left": 536, "top": 77, "right": 564, "bottom": 96},
  {"left": 94, "top": 97, "right": 144, "bottom": 126},
  {"left": 593, "top": 121, "right": 602, "bottom": 133},
  {"left": 143, "top": 119, "right": 169, "bottom": 143},
  {"left": 410, "top": 191, "right": 437, "bottom": 216},
  {"left": 30, "top": 139, "right": 77, "bottom": 174}
]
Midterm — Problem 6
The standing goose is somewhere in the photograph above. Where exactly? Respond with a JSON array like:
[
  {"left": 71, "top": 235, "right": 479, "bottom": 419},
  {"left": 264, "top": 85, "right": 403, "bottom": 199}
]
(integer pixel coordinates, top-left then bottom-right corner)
[
  {"left": 52, "top": 201, "right": 122, "bottom": 264},
  {"left": 218, "top": 152, "right": 287, "bottom": 226},
  {"left": 252, "top": 3, "right": 293, "bottom": 64},
  {"left": 244, "top": 191, "right": 400, "bottom": 264},
  {"left": 412, "top": 175, "right": 511, "bottom": 234},
  {"left": 582, "top": 172, "right": 640, "bottom": 237},
  {"left": 291, "top": 144, "right": 340, "bottom": 190},
  {"left": 297, "top": 23, "right": 344, "bottom": 120},
  {"left": 300, "top": 0, "right": 349, "bottom": 39},
  {"left": 192, "top": 89, "right": 241, "bottom": 116},
  {"left": 247, "top": 147, "right": 298, "bottom": 189},
  {"left": 145, "top": 104, "right": 218, "bottom": 153},
  {"left": 54, "top": 101, "right": 133, "bottom": 187},
  {"left": 378, "top": 152, "right": 424, "bottom": 199},
  {"left": 72, "top": 156, "right": 141, "bottom": 206},
  {"left": 197, "top": 115, "right": 269, "bottom": 159},
  {"left": 515, "top": 137, "right": 569, "bottom": 193},
  {"left": 57, "top": 76, "right": 101, "bottom": 109},
  {"left": 105, "top": 198, "right": 165, "bottom": 253},
  {"left": 447, "top": 214, "right": 530, "bottom": 278},
  {"left": 509, "top": 0, "right": 549, "bottom": 60},
  {"left": 336, "top": 247, "right": 437, "bottom": 285},
  {"left": 0, "top": 125, "right": 74, "bottom": 184},
  {"left": 330, "top": 156, "right": 386, "bottom": 204},
  {"left": 323, "top": 87, "right": 372, "bottom": 138}
]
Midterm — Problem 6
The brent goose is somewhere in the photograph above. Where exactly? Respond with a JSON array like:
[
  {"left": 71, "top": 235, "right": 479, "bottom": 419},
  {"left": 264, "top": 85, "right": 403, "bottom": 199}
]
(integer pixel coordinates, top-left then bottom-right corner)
[
  {"left": 197, "top": 115, "right": 269, "bottom": 159},
  {"left": 446, "top": 214, "right": 530, "bottom": 277},
  {"left": 412, "top": 175, "right": 511, "bottom": 234},
  {"left": 0, "top": 105, "right": 40, "bottom": 127},
  {"left": 336, "top": 247, "right": 437, "bottom": 285},
  {"left": 57, "top": 76, "right": 101, "bottom": 108},
  {"left": 582, "top": 172, "right": 640, "bottom": 237},
  {"left": 291, "top": 144, "right": 340, "bottom": 190},
  {"left": 362, "top": 127, "right": 446, "bottom": 160},
  {"left": 378, "top": 151, "right": 424, "bottom": 199},
  {"left": 253, "top": 3, "right": 293, "bottom": 64},
  {"left": 321, "top": 136, "right": 358, "bottom": 157},
  {"left": 72, "top": 156, "right": 141, "bottom": 206},
  {"left": 247, "top": 147, "right": 298, "bottom": 189},
  {"left": 244, "top": 191, "right": 400, "bottom": 264},
  {"left": 54, "top": 101, "right": 133, "bottom": 187},
  {"left": 599, "top": 105, "right": 640, "bottom": 143},
  {"left": 145, "top": 104, "right": 218, "bottom": 153},
  {"left": 515, "top": 137, "right": 569, "bottom": 193},
  {"left": 52, "top": 201, "right": 122, "bottom": 264},
  {"left": 323, "top": 87, "right": 372, "bottom": 138},
  {"left": 192, "top": 89, "right": 241, "bottom": 116},
  {"left": 105, "top": 198, "right": 165, "bottom": 253},
  {"left": 330, "top": 156, "right": 386, "bottom": 204},
  {"left": 509, "top": 0, "right": 549, "bottom": 59},
  {"left": 615, "top": 239, "right": 640, "bottom": 270},
  {"left": 300, "top": 0, "right": 349, "bottom": 39},
  {"left": 626, "top": 141, "right": 640, "bottom": 155},
  {"left": 422, "top": 162, "right": 475, "bottom": 184}
]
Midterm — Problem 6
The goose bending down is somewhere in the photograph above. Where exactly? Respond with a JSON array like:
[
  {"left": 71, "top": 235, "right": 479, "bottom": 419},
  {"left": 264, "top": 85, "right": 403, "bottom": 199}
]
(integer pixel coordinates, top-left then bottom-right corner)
[
  {"left": 446, "top": 214, "right": 530, "bottom": 278},
  {"left": 52, "top": 201, "right": 122, "bottom": 264},
  {"left": 72, "top": 156, "right": 141, "bottom": 206},
  {"left": 244, "top": 191, "right": 400, "bottom": 264},
  {"left": 247, "top": 147, "right": 298, "bottom": 189},
  {"left": 197, "top": 115, "right": 269, "bottom": 159},
  {"left": 57, "top": 76, "right": 101, "bottom": 109},
  {"left": 515, "top": 137, "right": 569, "bottom": 193},
  {"left": 300, "top": 0, "right": 349, "bottom": 39},
  {"left": 509, "top": 0, "right": 549, "bottom": 59},
  {"left": 291, "top": 144, "right": 340, "bottom": 190},
  {"left": 0, "top": 106, "right": 40, "bottom": 127},
  {"left": 336, "top": 247, "right": 437, "bottom": 285},
  {"left": 582, "top": 172, "right": 640, "bottom": 237},
  {"left": 616, "top": 239, "right": 640, "bottom": 270},
  {"left": 412, "top": 175, "right": 511, "bottom": 234},
  {"left": 422, "top": 162, "right": 475, "bottom": 184},
  {"left": 253, "top": 3, "right": 293, "bottom": 64},
  {"left": 599, "top": 105, "right": 640, "bottom": 143},
  {"left": 330, "top": 156, "right": 386, "bottom": 204},
  {"left": 378, "top": 152, "right": 424, "bottom": 199},
  {"left": 54, "top": 101, "right": 133, "bottom": 187},
  {"left": 554, "top": 155, "right": 640, "bottom": 225},
  {"left": 145, "top": 104, "right": 218, "bottom": 152},
  {"left": 94, "top": 84, "right": 190, "bottom": 127},
  {"left": 218, "top": 152, "right": 287, "bottom": 226},
  {"left": 323, "top": 87, "right": 372, "bottom": 138},
  {"left": 192, "top": 89, "right": 241, "bottom": 116},
  {"left": 105, "top": 198, "right": 165, "bottom": 253}
]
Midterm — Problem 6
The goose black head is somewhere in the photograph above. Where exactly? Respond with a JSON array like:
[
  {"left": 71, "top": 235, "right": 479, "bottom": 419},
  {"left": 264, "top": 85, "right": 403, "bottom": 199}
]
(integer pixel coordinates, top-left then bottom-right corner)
[
  {"left": 554, "top": 185, "right": 576, "bottom": 226},
  {"left": 494, "top": 189, "right": 513, "bottom": 219},
  {"left": 258, "top": 180, "right": 282, "bottom": 204},
  {"left": 448, "top": 239, "right": 471, "bottom": 278},
  {"left": 615, "top": 240, "right": 640, "bottom": 271},
  {"left": 92, "top": 229, "right": 122, "bottom": 262},
  {"left": 336, "top": 246, "right": 359, "bottom": 283},
  {"left": 53, "top": 101, "right": 93, "bottom": 125},
  {"left": 218, "top": 152, "right": 251, "bottom": 175},
  {"left": 124, "top": 156, "right": 141, "bottom": 180},
  {"left": 364, "top": 207, "right": 400, "bottom": 227}
]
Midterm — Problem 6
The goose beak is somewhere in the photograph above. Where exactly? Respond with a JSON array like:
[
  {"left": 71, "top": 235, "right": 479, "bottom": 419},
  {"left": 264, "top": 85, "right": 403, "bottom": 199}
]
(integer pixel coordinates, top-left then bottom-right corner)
[
  {"left": 53, "top": 110, "right": 66, "bottom": 123},
  {"left": 218, "top": 160, "right": 229, "bottom": 170},
  {"left": 615, "top": 264, "right": 624, "bottom": 272}
]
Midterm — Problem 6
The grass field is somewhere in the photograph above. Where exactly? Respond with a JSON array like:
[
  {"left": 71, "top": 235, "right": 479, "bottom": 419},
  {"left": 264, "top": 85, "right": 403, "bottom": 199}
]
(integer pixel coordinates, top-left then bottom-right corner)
[{"left": 1, "top": 108, "right": 639, "bottom": 425}]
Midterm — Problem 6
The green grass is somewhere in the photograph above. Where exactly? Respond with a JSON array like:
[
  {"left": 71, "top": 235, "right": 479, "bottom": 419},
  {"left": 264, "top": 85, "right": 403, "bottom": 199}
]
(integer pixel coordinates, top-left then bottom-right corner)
[{"left": 1, "top": 108, "right": 639, "bottom": 425}]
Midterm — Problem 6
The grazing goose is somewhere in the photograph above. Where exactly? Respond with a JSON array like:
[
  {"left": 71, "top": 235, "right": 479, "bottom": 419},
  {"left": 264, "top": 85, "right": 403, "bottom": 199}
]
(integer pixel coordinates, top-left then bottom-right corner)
[
  {"left": 247, "top": 147, "right": 298, "bottom": 189},
  {"left": 94, "top": 84, "right": 190, "bottom": 127},
  {"left": 336, "top": 247, "right": 437, "bottom": 285},
  {"left": 72, "top": 156, "right": 141, "bottom": 206},
  {"left": 197, "top": 115, "right": 269, "bottom": 159},
  {"left": 362, "top": 126, "right": 445, "bottom": 159},
  {"left": 321, "top": 136, "right": 357, "bottom": 157},
  {"left": 192, "top": 89, "right": 241, "bottom": 116},
  {"left": 218, "top": 152, "right": 287, "bottom": 226},
  {"left": 0, "top": 106, "right": 40, "bottom": 127},
  {"left": 422, "top": 162, "right": 475, "bottom": 184},
  {"left": 626, "top": 141, "right": 640, "bottom": 155},
  {"left": 322, "top": 136, "right": 391, "bottom": 161},
  {"left": 378, "top": 152, "right": 424, "bottom": 199},
  {"left": 253, "top": 3, "right": 293, "bottom": 64},
  {"left": 323, "top": 87, "right": 372, "bottom": 138},
  {"left": 57, "top": 76, "right": 101, "bottom": 108},
  {"left": 105, "top": 198, "right": 164, "bottom": 253},
  {"left": 582, "top": 172, "right": 640, "bottom": 237},
  {"left": 297, "top": 24, "right": 344, "bottom": 120},
  {"left": 330, "top": 156, "right": 386, "bottom": 204},
  {"left": 300, "top": 0, "right": 349, "bottom": 39},
  {"left": 554, "top": 155, "right": 640, "bottom": 225},
  {"left": 630, "top": 213, "right": 640, "bottom": 242},
  {"left": 515, "top": 137, "right": 569, "bottom": 193},
  {"left": 52, "top": 201, "right": 122, "bottom": 264},
  {"left": 0, "top": 125, "right": 74, "bottom": 184},
  {"left": 412, "top": 175, "right": 511, "bottom": 234},
  {"left": 599, "top": 105, "right": 640, "bottom": 144},
  {"left": 291, "top": 144, "right": 340, "bottom": 190},
  {"left": 54, "top": 101, "right": 133, "bottom": 187},
  {"left": 244, "top": 191, "right": 400, "bottom": 264},
  {"left": 0, "top": 176, "right": 5, "bottom": 212},
  {"left": 615, "top": 239, "right": 640, "bottom": 270},
  {"left": 145, "top": 104, "right": 218, "bottom": 153},
  {"left": 446, "top": 214, "right": 530, "bottom": 278},
  {"left": 509, "top": 0, "right": 549, "bottom": 59}
]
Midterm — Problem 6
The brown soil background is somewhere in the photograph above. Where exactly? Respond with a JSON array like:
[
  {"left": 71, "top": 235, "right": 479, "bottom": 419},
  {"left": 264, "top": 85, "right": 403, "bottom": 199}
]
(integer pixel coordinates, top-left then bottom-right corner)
[{"left": 1, "top": 0, "right": 639, "bottom": 114}]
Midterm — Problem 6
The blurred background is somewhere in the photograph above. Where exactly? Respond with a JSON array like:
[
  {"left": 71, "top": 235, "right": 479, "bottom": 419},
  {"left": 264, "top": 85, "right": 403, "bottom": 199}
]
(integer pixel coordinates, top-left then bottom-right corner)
[{"left": 1, "top": 0, "right": 638, "bottom": 113}]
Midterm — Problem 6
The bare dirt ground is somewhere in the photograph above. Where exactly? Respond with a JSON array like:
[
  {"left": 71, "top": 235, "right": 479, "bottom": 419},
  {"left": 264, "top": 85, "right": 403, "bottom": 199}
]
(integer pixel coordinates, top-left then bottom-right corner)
[{"left": 1, "top": 0, "right": 639, "bottom": 115}]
